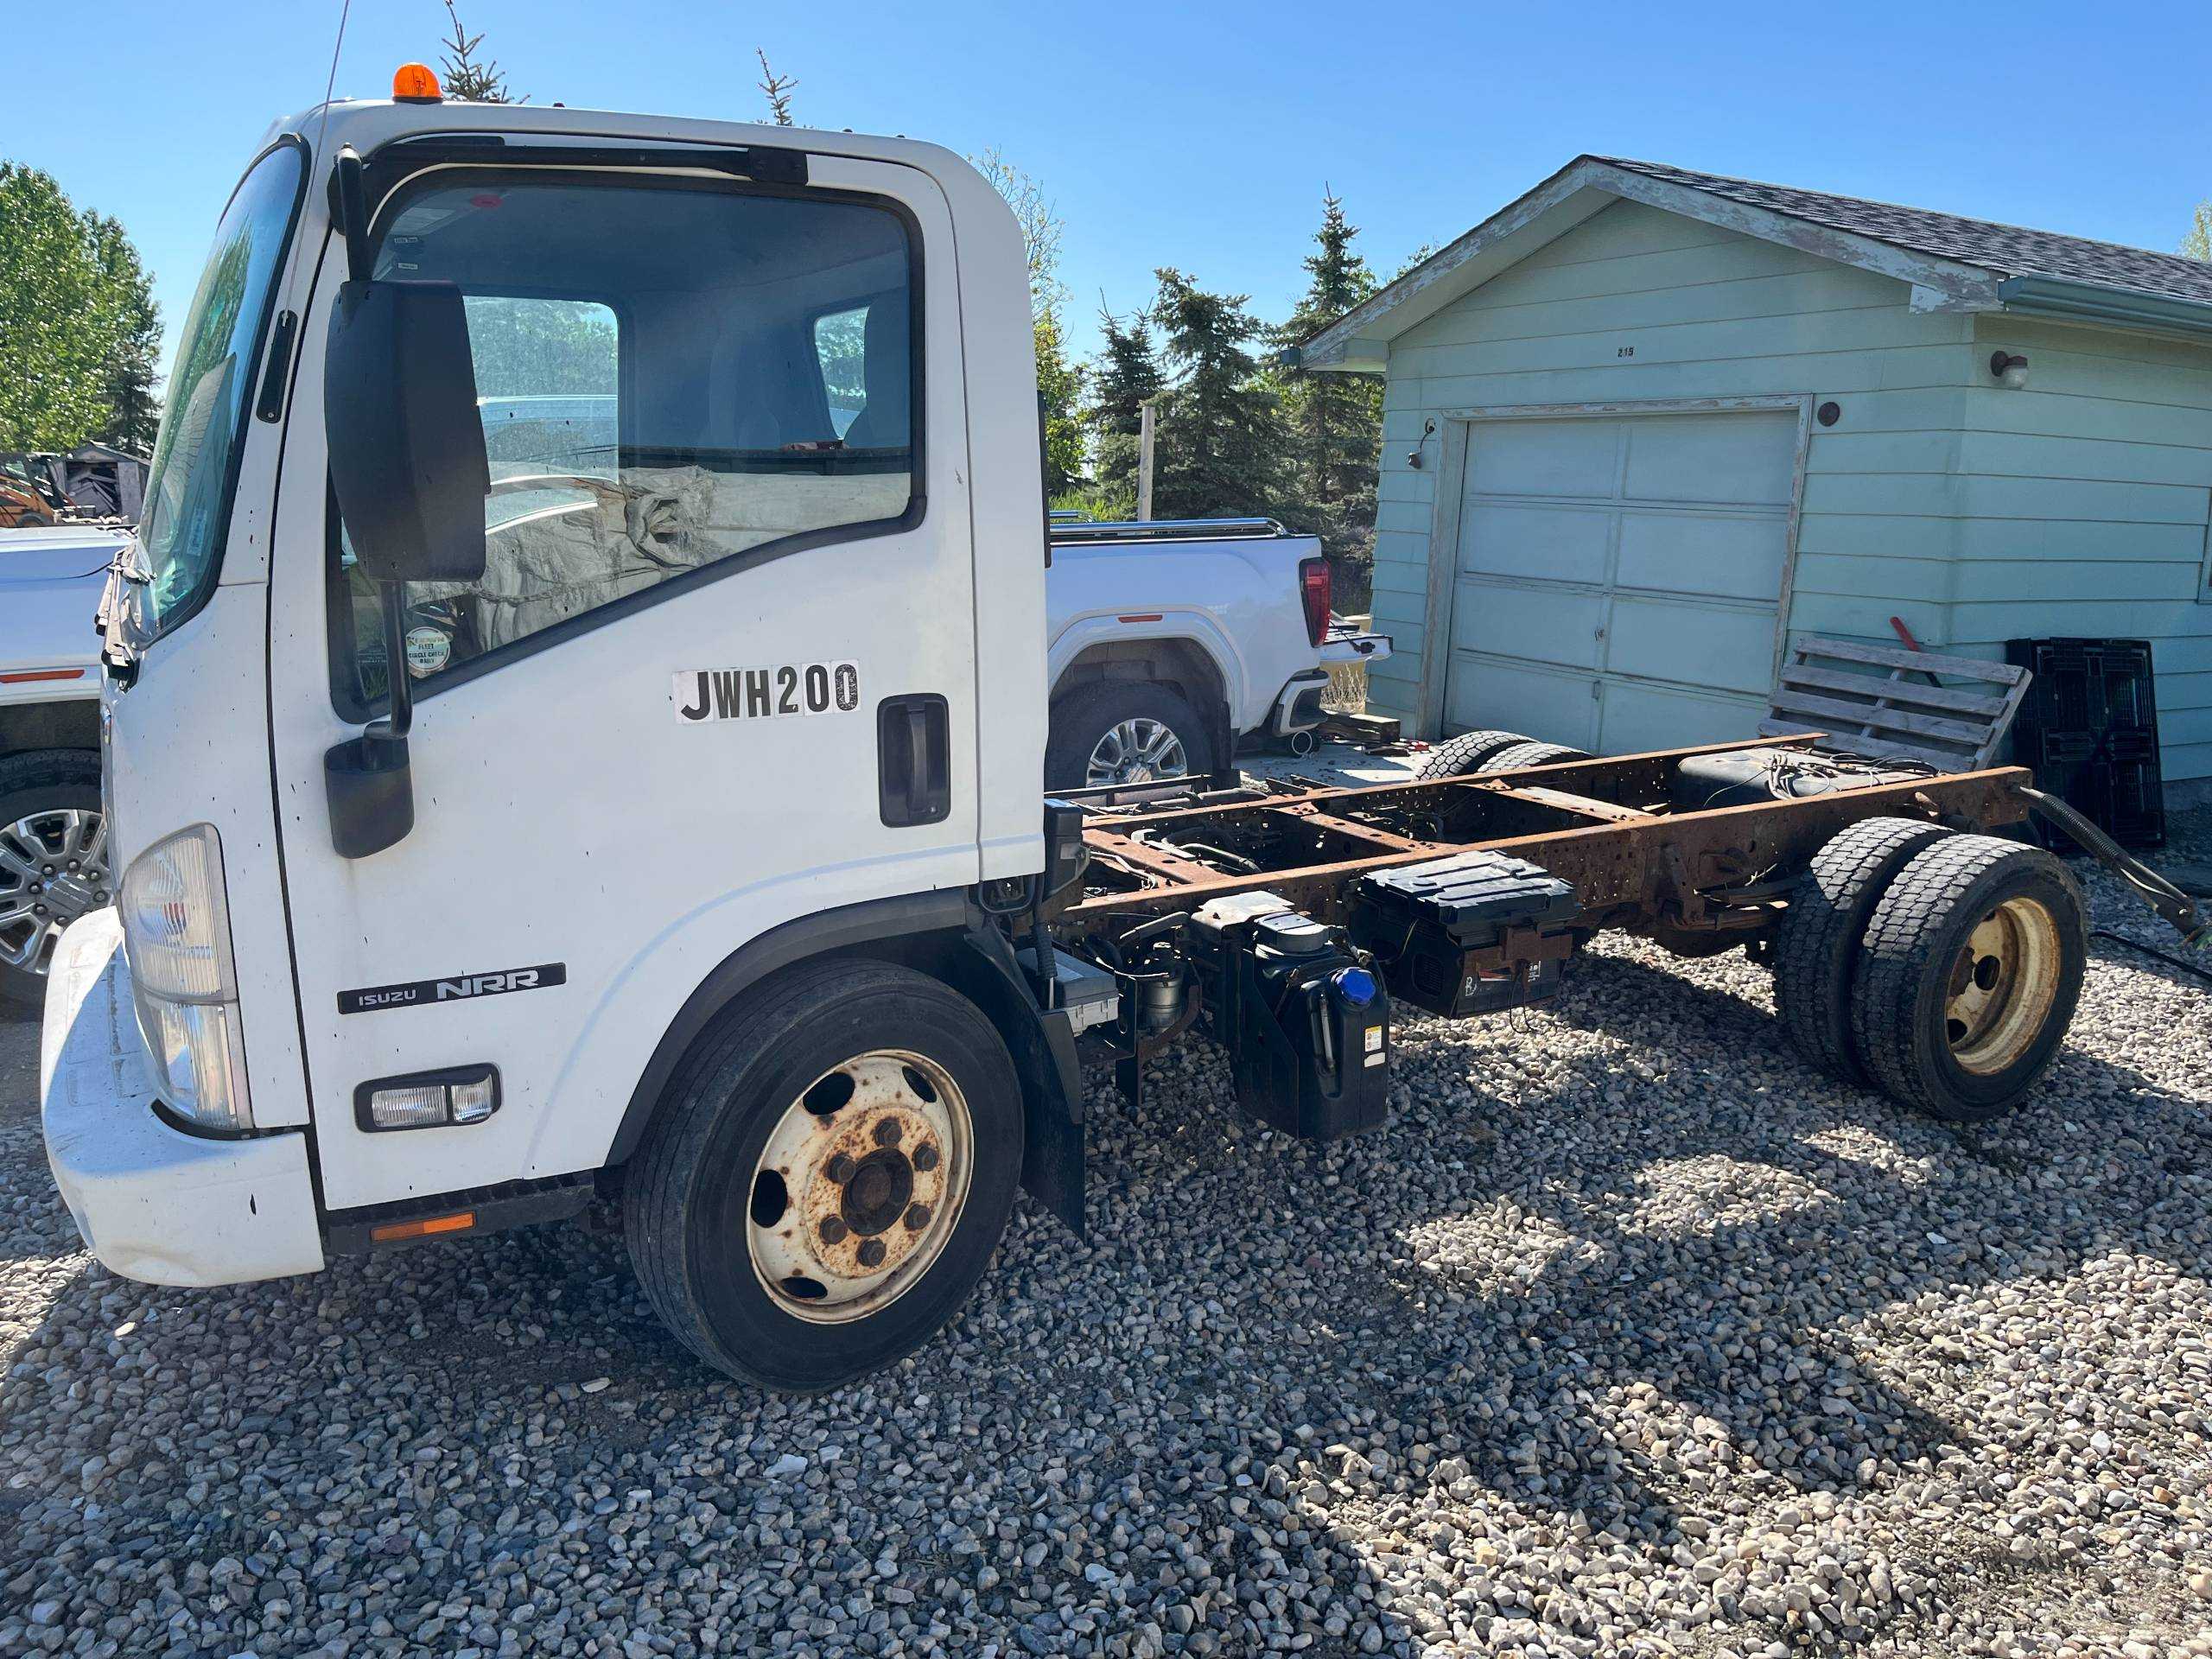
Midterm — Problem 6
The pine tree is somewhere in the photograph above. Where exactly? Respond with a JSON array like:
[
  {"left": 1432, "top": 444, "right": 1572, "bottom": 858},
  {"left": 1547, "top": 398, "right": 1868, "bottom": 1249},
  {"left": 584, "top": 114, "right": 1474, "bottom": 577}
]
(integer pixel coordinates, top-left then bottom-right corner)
[
  {"left": 1147, "top": 268, "right": 1289, "bottom": 522},
  {"left": 1081, "top": 304, "right": 1165, "bottom": 514},
  {"left": 437, "top": 3, "right": 523, "bottom": 103},
  {"left": 756, "top": 50, "right": 797, "bottom": 125},
  {"left": 1280, "top": 188, "right": 1384, "bottom": 601}
]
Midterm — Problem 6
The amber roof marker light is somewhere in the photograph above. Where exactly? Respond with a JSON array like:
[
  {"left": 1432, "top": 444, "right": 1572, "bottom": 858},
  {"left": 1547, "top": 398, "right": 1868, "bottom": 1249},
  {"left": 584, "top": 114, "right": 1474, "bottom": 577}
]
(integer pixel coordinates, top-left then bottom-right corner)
[{"left": 392, "top": 63, "right": 443, "bottom": 103}]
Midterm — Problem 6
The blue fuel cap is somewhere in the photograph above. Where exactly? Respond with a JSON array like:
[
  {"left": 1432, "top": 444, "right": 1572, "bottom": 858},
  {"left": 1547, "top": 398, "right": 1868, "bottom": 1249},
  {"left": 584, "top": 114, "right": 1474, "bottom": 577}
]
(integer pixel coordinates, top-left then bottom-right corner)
[{"left": 1332, "top": 965, "right": 1378, "bottom": 1007}]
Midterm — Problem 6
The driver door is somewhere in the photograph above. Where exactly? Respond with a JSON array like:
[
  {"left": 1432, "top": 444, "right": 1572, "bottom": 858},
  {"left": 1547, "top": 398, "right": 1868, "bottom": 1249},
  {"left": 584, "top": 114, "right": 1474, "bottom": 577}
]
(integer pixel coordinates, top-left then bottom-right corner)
[{"left": 266, "top": 149, "right": 979, "bottom": 1212}]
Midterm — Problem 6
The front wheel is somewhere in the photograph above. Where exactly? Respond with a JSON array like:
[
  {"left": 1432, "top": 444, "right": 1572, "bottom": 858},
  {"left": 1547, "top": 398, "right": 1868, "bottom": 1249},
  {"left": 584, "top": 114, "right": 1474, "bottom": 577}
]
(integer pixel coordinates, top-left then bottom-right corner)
[
  {"left": 624, "top": 959, "right": 1025, "bottom": 1390},
  {"left": 0, "top": 751, "right": 110, "bottom": 1008}
]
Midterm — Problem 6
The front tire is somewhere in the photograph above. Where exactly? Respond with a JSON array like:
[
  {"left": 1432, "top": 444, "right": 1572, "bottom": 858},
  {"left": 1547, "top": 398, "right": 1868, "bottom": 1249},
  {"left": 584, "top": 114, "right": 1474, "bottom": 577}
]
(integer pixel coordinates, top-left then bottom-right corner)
[
  {"left": 1849, "top": 836, "right": 2087, "bottom": 1122},
  {"left": 0, "top": 751, "right": 109, "bottom": 1008},
  {"left": 624, "top": 959, "right": 1025, "bottom": 1390}
]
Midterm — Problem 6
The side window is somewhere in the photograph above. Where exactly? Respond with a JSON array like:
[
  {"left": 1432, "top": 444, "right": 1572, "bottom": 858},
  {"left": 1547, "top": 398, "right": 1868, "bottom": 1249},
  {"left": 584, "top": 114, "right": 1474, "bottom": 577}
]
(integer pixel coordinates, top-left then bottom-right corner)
[{"left": 331, "top": 176, "right": 917, "bottom": 714}]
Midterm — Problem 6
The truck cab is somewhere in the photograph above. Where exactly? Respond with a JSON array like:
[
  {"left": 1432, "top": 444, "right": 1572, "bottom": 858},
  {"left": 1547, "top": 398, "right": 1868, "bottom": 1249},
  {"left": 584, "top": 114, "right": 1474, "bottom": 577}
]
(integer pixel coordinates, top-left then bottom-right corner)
[{"left": 44, "top": 89, "right": 1059, "bottom": 1389}]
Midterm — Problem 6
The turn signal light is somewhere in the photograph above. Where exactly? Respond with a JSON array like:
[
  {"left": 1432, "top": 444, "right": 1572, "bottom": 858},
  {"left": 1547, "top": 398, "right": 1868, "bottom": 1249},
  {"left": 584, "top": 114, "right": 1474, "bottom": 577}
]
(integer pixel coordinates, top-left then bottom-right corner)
[
  {"left": 370, "top": 1211, "right": 475, "bottom": 1243},
  {"left": 392, "top": 63, "right": 443, "bottom": 103}
]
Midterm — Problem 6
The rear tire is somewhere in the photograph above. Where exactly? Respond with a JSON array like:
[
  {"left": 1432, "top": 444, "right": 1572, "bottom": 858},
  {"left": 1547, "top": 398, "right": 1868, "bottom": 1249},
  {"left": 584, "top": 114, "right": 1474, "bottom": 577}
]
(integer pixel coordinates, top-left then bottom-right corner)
[
  {"left": 1475, "top": 740, "right": 1590, "bottom": 775},
  {"left": 1415, "top": 729, "right": 1534, "bottom": 779},
  {"left": 1773, "top": 817, "right": 1954, "bottom": 1084},
  {"left": 624, "top": 959, "right": 1025, "bottom": 1390},
  {"left": 1046, "top": 682, "right": 1217, "bottom": 791},
  {"left": 1849, "top": 836, "right": 2087, "bottom": 1122}
]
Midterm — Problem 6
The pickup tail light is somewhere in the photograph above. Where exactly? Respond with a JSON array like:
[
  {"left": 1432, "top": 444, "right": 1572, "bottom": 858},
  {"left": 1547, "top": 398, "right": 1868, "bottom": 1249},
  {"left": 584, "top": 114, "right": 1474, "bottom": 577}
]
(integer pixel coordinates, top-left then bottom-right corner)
[{"left": 1299, "top": 556, "right": 1332, "bottom": 649}]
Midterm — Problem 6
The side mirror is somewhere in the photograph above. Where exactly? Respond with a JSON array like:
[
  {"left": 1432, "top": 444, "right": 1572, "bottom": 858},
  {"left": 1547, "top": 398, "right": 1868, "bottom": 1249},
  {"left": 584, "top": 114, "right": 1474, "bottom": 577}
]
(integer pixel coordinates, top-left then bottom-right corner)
[
  {"left": 325, "top": 278, "right": 488, "bottom": 584},
  {"left": 322, "top": 279, "right": 487, "bottom": 859}
]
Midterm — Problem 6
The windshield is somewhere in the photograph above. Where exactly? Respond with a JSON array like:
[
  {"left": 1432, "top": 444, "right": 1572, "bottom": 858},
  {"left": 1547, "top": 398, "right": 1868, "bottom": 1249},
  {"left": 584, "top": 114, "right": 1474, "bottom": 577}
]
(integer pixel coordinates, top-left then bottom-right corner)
[{"left": 129, "top": 139, "right": 305, "bottom": 641}]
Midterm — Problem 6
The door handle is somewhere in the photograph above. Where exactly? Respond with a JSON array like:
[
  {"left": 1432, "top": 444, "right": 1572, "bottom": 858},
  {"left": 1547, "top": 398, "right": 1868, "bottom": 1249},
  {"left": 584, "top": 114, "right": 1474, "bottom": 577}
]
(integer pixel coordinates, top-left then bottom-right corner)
[{"left": 877, "top": 693, "right": 950, "bottom": 827}]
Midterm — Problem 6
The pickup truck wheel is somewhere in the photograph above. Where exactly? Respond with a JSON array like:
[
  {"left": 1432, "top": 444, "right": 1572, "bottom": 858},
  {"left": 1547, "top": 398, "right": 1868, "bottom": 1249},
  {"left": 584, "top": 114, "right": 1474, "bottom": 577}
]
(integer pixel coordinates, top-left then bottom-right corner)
[
  {"left": 1848, "top": 836, "right": 2087, "bottom": 1122},
  {"left": 0, "top": 752, "right": 109, "bottom": 1008},
  {"left": 1046, "top": 683, "right": 1217, "bottom": 791},
  {"left": 1414, "top": 729, "right": 1534, "bottom": 779},
  {"left": 1772, "top": 817, "right": 1954, "bottom": 1084},
  {"left": 624, "top": 958, "right": 1024, "bottom": 1391}
]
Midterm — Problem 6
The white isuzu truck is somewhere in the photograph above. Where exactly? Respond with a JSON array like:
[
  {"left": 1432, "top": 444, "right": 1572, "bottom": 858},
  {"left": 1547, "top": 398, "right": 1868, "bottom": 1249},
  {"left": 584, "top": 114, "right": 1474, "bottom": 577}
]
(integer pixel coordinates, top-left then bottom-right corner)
[{"left": 46, "top": 78, "right": 2190, "bottom": 1393}]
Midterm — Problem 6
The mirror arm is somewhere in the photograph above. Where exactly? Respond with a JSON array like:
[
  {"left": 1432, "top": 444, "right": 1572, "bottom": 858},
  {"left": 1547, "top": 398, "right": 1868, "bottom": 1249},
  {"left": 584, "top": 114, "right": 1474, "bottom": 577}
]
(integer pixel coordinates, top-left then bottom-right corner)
[
  {"left": 334, "top": 148, "right": 373, "bottom": 283},
  {"left": 375, "top": 579, "right": 413, "bottom": 740}
]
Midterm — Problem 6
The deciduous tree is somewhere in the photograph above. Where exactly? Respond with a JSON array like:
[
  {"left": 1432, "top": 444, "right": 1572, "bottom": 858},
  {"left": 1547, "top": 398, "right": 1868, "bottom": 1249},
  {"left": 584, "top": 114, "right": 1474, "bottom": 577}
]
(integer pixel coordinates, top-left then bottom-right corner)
[
  {"left": 972, "top": 148, "right": 1085, "bottom": 495},
  {"left": 0, "top": 163, "right": 161, "bottom": 454}
]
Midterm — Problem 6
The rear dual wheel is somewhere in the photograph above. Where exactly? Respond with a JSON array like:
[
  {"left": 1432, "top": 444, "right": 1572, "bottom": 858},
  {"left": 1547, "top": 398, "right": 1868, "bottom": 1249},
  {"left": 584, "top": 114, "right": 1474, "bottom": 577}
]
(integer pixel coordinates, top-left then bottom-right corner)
[
  {"left": 625, "top": 960, "right": 1023, "bottom": 1390},
  {"left": 1776, "top": 825, "right": 2086, "bottom": 1120}
]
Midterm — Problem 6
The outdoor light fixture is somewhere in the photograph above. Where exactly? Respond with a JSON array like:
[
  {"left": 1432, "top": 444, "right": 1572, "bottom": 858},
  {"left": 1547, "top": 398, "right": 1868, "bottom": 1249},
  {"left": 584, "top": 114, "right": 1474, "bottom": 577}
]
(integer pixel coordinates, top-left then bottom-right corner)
[
  {"left": 1407, "top": 416, "right": 1436, "bottom": 469},
  {"left": 1989, "top": 351, "right": 2031, "bottom": 390}
]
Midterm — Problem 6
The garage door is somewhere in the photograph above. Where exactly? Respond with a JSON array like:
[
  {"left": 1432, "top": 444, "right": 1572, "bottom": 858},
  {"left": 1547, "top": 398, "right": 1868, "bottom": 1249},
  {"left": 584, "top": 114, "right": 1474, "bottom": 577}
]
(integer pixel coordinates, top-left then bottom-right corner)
[{"left": 1440, "top": 408, "right": 1800, "bottom": 753}]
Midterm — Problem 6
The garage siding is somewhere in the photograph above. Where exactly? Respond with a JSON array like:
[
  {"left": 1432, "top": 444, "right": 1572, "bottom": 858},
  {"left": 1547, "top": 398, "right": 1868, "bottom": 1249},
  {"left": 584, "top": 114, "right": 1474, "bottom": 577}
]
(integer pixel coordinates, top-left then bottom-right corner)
[
  {"left": 1363, "top": 197, "right": 1979, "bottom": 745},
  {"left": 1939, "top": 315, "right": 2212, "bottom": 786}
]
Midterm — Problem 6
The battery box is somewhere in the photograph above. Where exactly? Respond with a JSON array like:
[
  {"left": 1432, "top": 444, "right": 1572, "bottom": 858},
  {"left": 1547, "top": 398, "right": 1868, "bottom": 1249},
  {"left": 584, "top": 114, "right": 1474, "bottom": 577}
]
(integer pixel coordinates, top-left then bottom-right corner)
[
  {"left": 1349, "top": 851, "right": 1579, "bottom": 1018},
  {"left": 1188, "top": 894, "right": 1393, "bottom": 1141}
]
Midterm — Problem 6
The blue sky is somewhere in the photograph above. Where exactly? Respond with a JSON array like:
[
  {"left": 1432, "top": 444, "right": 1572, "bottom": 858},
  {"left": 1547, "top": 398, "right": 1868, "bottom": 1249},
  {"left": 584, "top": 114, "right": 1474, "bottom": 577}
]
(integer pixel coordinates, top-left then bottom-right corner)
[{"left": 9, "top": 1, "right": 2211, "bottom": 379}]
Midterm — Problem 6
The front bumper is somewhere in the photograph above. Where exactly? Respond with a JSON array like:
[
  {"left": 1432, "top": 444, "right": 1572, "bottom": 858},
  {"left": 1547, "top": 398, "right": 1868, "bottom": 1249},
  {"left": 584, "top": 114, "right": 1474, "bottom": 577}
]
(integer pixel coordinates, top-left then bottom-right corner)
[{"left": 41, "top": 909, "right": 323, "bottom": 1287}]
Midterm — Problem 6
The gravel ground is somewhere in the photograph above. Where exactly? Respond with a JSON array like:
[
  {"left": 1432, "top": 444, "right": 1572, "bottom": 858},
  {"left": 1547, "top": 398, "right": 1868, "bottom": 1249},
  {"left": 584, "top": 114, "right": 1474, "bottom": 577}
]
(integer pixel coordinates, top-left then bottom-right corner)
[{"left": 2, "top": 811, "right": 2209, "bottom": 1659}]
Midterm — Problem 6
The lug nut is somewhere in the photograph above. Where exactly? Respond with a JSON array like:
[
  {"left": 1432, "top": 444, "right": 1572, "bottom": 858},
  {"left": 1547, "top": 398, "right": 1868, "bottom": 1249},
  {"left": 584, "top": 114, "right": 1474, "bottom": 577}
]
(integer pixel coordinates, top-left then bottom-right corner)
[
  {"left": 826, "top": 1154, "right": 856, "bottom": 1184},
  {"left": 855, "top": 1238, "right": 887, "bottom": 1268},
  {"left": 911, "top": 1142, "right": 939, "bottom": 1173},
  {"left": 874, "top": 1118, "right": 902, "bottom": 1147},
  {"left": 817, "top": 1216, "right": 848, "bottom": 1244},
  {"left": 904, "top": 1203, "right": 931, "bottom": 1230}
]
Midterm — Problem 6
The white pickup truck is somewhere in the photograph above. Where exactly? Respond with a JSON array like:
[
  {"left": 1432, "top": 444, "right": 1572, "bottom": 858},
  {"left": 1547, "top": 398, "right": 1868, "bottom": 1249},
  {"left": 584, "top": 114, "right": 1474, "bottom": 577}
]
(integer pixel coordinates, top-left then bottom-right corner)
[
  {"left": 0, "top": 524, "right": 124, "bottom": 1003},
  {"left": 2, "top": 503, "right": 1381, "bottom": 1003}
]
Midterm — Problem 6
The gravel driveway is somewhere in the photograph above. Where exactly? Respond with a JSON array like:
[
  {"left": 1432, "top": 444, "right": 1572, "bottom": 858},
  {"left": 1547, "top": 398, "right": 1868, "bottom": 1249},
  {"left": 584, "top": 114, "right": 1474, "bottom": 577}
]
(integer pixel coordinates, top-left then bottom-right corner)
[{"left": 2, "top": 822, "right": 2209, "bottom": 1659}]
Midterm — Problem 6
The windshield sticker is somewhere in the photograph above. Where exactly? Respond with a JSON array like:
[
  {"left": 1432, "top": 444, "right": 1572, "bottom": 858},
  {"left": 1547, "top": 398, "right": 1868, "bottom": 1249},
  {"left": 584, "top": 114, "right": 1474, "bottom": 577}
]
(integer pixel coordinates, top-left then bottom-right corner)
[
  {"left": 338, "top": 962, "right": 567, "bottom": 1016},
  {"left": 675, "top": 662, "right": 860, "bottom": 723}
]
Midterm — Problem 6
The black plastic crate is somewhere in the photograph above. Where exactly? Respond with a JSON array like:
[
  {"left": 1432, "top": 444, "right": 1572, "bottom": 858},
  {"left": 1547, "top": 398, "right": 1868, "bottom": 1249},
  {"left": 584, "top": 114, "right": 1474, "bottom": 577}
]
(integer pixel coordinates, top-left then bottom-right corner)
[{"left": 2005, "top": 638, "right": 2165, "bottom": 849}]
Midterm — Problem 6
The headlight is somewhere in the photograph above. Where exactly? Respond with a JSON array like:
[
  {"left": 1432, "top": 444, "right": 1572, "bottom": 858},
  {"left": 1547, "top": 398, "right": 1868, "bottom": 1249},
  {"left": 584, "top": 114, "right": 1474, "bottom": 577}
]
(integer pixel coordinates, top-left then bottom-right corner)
[{"left": 118, "top": 823, "right": 251, "bottom": 1132}]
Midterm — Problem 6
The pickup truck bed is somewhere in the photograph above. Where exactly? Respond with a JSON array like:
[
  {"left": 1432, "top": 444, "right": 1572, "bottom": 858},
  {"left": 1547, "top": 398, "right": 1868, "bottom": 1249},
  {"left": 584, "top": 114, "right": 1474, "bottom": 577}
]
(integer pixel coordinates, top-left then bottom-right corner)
[{"left": 1044, "top": 517, "right": 1388, "bottom": 790}]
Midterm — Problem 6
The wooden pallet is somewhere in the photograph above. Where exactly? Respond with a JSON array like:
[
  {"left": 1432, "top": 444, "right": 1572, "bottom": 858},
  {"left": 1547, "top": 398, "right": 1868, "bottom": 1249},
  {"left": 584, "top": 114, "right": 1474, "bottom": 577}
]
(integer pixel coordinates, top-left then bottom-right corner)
[{"left": 1759, "top": 636, "right": 2031, "bottom": 772}]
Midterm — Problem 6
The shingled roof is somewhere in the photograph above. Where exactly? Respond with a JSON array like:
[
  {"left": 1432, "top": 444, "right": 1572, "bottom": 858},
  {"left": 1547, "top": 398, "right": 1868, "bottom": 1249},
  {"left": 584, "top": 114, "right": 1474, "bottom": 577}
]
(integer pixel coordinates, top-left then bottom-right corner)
[
  {"left": 1599, "top": 158, "right": 2212, "bottom": 308},
  {"left": 1298, "top": 155, "right": 2212, "bottom": 372}
]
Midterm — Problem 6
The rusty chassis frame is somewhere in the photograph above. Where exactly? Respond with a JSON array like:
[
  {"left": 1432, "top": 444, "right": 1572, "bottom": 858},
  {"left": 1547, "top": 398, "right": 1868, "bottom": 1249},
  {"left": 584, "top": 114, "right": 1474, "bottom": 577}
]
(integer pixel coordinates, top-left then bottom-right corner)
[{"left": 1052, "top": 735, "right": 2031, "bottom": 953}]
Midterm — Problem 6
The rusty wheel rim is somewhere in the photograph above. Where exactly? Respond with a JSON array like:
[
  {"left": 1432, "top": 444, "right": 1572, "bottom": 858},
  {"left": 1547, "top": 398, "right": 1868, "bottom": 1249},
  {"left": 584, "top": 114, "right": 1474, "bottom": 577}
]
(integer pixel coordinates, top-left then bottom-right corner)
[
  {"left": 1943, "top": 896, "right": 2061, "bottom": 1076},
  {"left": 746, "top": 1049, "right": 973, "bottom": 1324}
]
